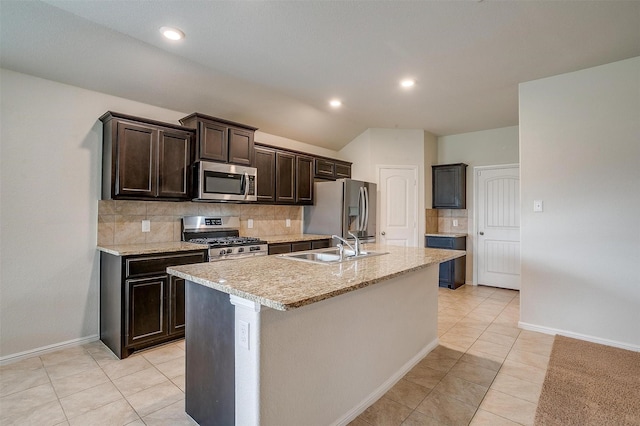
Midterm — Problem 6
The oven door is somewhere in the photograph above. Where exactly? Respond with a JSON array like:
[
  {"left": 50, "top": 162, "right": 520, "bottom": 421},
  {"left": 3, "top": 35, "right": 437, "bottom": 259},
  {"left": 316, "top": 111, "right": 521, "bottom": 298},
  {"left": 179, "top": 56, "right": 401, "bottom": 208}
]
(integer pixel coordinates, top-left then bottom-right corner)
[{"left": 195, "top": 161, "right": 257, "bottom": 201}]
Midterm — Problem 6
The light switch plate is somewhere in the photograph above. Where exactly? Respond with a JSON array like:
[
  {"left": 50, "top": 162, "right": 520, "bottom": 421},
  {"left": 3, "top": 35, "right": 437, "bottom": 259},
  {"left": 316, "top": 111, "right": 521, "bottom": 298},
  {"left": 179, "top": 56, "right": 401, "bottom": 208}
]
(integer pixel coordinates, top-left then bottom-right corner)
[
  {"left": 533, "top": 200, "right": 543, "bottom": 212},
  {"left": 141, "top": 220, "right": 151, "bottom": 232},
  {"left": 286, "top": 218, "right": 291, "bottom": 227},
  {"left": 247, "top": 219, "right": 253, "bottom": 229}
]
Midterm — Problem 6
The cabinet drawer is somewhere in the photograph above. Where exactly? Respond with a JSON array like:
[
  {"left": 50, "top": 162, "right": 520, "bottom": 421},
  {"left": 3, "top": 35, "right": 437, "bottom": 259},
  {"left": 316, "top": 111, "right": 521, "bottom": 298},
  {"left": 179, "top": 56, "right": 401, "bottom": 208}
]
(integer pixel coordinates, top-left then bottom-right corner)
[
  {"left": 311, "top": 239, "right": 331, "bottom": 250},
  {"left": 268, "top": 243, "right": 292, "bottom": 255},
  {"left": 125, "top": 252, "right": 206, "bottom": 278},
  {"left": 425, "top": 236, "right": 466, "bottom": 250},
  {"left": 426, "top": 237, "right": 454, "bottom": 249},
  {"left": 291, "top": 241, "right": 312, "bottom": 252}
]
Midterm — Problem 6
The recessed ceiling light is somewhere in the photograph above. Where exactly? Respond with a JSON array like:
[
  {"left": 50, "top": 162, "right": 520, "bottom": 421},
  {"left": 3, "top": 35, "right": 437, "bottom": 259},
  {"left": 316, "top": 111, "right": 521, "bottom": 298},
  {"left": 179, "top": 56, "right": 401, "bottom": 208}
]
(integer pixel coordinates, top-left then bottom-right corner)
[
  {"left": 329, "top": 99, "right": 342, "bottom": 108},
  {"left": 400, "top": 79, "right": 416, "bottom": 88},
  {"left": 160, "top": 26, "right": 185, "bottom": 41}
]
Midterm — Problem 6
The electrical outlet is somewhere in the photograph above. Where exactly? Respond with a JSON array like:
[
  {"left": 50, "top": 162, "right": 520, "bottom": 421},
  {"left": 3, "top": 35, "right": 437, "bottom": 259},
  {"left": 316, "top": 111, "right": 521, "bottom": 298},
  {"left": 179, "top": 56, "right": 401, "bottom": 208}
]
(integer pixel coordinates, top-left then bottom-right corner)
[
  {"left": 534, "top": 200, "right": 544, "bottom": 212},
  {"left": 453, "top": 219, "right": 459, "bottom": 227},
  {"left": 248, "top": 219, "right": 253, "bottom": 229},
  {"left": 238, "top": 320, "right": 249, "bottom": 350},
  {"left": 286, "top": 218, "right": 291, "bottom": 227},
  {"left": 141, "top": 220, "right": 150, "bottom": 232}
]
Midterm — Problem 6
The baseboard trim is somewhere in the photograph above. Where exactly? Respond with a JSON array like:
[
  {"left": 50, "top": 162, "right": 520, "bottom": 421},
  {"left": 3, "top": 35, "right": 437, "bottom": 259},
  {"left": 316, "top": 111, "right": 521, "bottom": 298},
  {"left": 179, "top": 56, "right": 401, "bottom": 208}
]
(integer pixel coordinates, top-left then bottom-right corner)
[
  {"left": 518, "top": 322, "right": 639, "bottom": 352},
  {"left": 0, "top": 334, "right": 100, "bottom": 366},
  {"left": 332, "top": 338, "right": 439, "bottom": 426}
]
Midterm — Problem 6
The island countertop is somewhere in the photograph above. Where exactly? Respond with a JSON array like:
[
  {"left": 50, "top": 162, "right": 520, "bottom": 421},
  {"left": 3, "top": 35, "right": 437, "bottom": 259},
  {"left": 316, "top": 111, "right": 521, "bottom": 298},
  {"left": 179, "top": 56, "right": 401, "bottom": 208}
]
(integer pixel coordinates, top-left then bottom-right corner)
[{"left": 167, "top": 244, "right": 464, "bottom": 311}]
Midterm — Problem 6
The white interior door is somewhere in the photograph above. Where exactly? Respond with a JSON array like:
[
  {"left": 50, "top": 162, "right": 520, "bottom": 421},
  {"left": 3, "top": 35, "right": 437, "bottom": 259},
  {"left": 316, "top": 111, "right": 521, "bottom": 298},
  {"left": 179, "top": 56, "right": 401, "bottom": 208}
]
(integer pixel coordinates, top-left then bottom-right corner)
[
  {"left": 378, "top": 166, "right": 418, "bottom": 247},
  {"left": 476, "top": 166, "right": 521, "bottom": 289}
]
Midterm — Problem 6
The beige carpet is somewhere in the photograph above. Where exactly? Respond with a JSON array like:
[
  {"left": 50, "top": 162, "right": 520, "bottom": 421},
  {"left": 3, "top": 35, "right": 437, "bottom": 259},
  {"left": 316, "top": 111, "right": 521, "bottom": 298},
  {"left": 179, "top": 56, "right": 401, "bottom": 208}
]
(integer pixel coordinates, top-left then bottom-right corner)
[{"left": 535, "top": 335, "right": 640, "bottom": 425}]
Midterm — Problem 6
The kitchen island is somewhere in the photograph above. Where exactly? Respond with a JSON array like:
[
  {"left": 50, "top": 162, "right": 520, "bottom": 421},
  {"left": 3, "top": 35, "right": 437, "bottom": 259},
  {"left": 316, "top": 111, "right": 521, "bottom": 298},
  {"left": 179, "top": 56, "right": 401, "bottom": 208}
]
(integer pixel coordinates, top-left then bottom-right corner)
[{"left": 167, "top": 244, "right": 464, "bottom": 426}]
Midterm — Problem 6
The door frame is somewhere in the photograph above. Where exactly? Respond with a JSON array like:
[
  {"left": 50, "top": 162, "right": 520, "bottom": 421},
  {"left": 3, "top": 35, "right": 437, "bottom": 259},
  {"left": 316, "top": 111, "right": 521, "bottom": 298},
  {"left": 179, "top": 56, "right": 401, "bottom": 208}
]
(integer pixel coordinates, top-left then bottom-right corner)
[
  {"left": 472, "top": 163, "right": 520, "bottom": 286},
  {"left": 376, "top": 165, "right": 420, "bottom": 247}
]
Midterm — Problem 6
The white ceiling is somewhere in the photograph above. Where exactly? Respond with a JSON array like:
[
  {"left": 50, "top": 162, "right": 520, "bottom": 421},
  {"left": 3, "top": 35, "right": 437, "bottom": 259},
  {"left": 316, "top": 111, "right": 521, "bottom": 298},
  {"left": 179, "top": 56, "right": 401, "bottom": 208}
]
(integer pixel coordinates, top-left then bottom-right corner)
[{"left": 1, "top": 1, "right": 639, "bottom": 150}]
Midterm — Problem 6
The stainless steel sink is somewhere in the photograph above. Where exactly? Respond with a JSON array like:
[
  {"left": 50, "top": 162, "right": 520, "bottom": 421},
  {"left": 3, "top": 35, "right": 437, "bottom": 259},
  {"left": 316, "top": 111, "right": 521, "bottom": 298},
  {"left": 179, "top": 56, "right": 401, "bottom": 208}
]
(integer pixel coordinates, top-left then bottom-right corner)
[{"left": 277, "top": 247, "right": 388, "bottom": 264}]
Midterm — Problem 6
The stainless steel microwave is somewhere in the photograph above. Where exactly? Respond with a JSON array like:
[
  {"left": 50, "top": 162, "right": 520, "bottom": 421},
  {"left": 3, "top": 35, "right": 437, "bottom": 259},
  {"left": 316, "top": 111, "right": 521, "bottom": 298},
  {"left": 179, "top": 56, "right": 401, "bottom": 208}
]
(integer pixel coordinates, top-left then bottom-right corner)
[{"left": 194, "top": 161, "right": 257, "bottom": 202}]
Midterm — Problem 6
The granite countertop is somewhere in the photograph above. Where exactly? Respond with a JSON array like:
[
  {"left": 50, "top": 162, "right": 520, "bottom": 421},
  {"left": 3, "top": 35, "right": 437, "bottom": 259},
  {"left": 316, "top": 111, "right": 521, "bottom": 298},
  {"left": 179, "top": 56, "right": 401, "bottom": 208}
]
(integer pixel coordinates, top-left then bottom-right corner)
[
  {"left": 425, "top": 233, "right": 468, "bottom": 238},
  {"left": 97, "top": 242, "right": 209, "bottom": 256},
  {"left": 259, "top": 234, "right": 333, "bottom": 244},
  {"left": 167, "top": 244, "right": 465, "bottom": 311}
]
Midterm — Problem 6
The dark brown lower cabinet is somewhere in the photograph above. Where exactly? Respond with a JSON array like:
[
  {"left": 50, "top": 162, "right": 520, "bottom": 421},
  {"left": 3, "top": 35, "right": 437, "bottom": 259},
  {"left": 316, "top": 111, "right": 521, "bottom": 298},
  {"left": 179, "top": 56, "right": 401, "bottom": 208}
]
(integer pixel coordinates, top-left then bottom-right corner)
[
  {"left": 425, "top": 235, "right": 466, "bottom": 289},
  {"left": 169, "top": 276, "right": 186, "bottom": 335},
  {"left": 101, "top": 249, "right": 207, "bottom": 359},
  {"left": 268, "top": 239, "right": 331, "bottom": 255}
]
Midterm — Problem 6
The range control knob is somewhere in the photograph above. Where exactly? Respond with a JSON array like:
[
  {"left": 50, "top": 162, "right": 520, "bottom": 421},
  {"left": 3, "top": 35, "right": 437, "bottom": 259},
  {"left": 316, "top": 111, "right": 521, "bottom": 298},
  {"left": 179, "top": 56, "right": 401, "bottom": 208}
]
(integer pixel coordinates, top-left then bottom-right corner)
[
  {"left": 238, "top": 247, "right": 244, "bottom": 253},
  {"left": 219, "top": 249, "right": 226, "bottom": 256},
  {"left": 226, "top": 248, "right": 233, "bottom": 254}
]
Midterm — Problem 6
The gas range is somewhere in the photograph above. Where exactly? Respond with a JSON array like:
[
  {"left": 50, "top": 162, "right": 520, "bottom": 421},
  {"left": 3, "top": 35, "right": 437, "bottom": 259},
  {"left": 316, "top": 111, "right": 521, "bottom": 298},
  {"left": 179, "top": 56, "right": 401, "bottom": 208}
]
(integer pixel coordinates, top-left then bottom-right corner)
[{"left": 182, "top": 216, "right": 268, "bottom": 261}]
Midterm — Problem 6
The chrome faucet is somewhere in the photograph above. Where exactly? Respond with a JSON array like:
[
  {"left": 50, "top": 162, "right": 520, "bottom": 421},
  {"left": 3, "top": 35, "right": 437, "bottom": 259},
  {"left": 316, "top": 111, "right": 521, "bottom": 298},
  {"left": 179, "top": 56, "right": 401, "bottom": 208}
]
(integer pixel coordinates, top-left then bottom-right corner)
[
  {"left": 348, "top": 231, "right": 361, "bottom": 256},
  {"left": 331, "top": 235, "right": 357, "bottom": 258},
  {"left": 332, "top": 233, "right": 361, "bottom": 257}
]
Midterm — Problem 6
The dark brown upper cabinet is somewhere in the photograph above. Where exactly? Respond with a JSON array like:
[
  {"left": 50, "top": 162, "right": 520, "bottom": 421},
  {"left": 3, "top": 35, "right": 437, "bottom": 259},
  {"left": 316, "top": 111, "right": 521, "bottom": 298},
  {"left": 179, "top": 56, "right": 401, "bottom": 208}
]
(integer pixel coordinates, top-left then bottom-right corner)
[
  {"left": 432, "top": 163, "right": 468, "bottom": 209},
  {"left": 100, "top": 112, "right": 194, "bottom": 201},
  {"left": 313, "top": 158, "right": 352, "bottom": 180},
  {"left": 275, "top": 151, "right": 296, "bottom": 203},
  {"left": 296, "top": 155, "right": 314, "bottom": 204},
  {"left": 179, "top": 113, "right": 257, "bottom": 166},
  {"left": 254, "top": 145, "right": 276, "bottom": 203},
  {"left": 255, "top": 143, "right": 349, "bottom": 205}
]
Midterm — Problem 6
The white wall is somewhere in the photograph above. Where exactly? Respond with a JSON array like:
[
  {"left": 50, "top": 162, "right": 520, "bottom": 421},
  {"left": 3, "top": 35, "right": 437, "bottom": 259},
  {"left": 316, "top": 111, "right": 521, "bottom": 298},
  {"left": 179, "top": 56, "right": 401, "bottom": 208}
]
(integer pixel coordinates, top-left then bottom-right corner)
[
  {"left": 0, "top": 69, "right": 334, "bottom": 360},
  {"left": 519, "top": 57, "right": 640, "bottom": 349},
  {"left": 340, "top": 128, "right": 427, "bottom": 245},
  {"left": 255, "top": 131, "right": 340, "bottom": 159},
  {"left": 437, "top": 126, "right": 520, "bottom": 282}
]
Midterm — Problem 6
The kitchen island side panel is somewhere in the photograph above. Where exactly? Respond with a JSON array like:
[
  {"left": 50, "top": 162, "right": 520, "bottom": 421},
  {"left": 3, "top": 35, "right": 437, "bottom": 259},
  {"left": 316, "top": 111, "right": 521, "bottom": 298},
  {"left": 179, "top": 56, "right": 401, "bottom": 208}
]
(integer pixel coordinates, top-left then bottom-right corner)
[
  {"left": 185, "top": 281, "right": 235, "bottom": 426},
  {"left": 259, "top": 264, "right": 439, "bottom": 426}
]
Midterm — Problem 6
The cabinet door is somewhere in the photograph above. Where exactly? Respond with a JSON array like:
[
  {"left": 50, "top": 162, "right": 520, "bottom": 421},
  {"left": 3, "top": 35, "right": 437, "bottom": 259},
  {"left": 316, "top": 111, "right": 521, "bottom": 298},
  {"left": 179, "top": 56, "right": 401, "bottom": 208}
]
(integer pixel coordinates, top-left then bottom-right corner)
[
  {"left": 228, "top": 127, "right": 254, "bottom": 166},
  {"left": 432, "top": 164, "right": 467, "bottom": 209},
  {"left": 295, "top": 155, "right": 314, "bottom": 204},
  {"left": 157, "top": 129, "right": 192, "bottom": 199},
  {"left": 255, "top": 146, "right": 276, "bottom": 203},
  {"left": 275, "top": 151, "right": 296, "bottom": 203},
  {"left": 116, "top": 121, "right": 156, "bottom": 197},
  {"left": 125, "top": 276, "right": 167, "bottom": 347},
  {"left": 335, "top": 162, "right": 352, "bottom": 179},
  {"left": 314, "top": 158, "right": 335, "bottom": 179},
  {"left": 169, "top": 276, "right": 186, "bottom": 336},
  {"left": 199, "top": 121, "right": 228, "bottom": 162}
]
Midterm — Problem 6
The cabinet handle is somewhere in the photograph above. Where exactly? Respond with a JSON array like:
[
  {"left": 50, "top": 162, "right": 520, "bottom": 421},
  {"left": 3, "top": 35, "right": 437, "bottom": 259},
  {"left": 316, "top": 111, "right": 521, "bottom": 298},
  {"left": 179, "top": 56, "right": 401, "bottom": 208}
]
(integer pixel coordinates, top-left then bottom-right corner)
[
  {"left": 381, "top": 231, "right": 386, "bottom": 235},
  {"left": 479, "top": 232, "right": 484, "bottom": 235}
]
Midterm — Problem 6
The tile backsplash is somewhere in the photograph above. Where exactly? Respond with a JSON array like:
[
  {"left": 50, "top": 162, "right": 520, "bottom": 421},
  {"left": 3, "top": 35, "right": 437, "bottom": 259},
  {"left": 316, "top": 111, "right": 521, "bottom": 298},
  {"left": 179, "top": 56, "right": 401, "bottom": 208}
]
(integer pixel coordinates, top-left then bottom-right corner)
[
  {"left": 426, "top": 208, "right": 468, "bottom": 234},
  {"left": 98, "top": 200, "right": 303, "bottom": 246}
]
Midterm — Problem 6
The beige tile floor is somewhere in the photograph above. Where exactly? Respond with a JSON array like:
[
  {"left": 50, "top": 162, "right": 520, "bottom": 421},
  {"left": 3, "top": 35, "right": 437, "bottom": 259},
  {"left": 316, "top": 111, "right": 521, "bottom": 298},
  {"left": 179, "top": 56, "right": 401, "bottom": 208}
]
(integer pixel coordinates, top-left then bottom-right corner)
[
  {"left": 352, "top": 285, "right": 553, "bottom": 426},
  {"left": 0, "top": 285, "right": 552, "bottom": 425}
]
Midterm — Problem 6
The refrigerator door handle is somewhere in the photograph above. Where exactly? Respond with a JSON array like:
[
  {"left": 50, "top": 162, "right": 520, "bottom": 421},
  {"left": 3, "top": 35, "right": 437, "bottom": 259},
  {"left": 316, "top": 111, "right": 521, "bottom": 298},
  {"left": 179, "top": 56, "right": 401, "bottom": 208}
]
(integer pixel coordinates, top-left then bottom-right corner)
[
  {"left": 363, "top": 186, "right": 370, "bottom": 231},
  {"left": 358, "top": 187, "right": 365, "bottom": 231}
]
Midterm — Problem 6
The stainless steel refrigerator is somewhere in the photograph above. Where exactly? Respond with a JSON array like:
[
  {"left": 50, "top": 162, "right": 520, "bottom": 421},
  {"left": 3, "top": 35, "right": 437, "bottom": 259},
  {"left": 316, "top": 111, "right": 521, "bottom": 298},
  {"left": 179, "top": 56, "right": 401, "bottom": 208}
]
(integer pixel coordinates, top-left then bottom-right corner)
[{"left": 304, "top": 179, "right": 377, "bottom": 242}]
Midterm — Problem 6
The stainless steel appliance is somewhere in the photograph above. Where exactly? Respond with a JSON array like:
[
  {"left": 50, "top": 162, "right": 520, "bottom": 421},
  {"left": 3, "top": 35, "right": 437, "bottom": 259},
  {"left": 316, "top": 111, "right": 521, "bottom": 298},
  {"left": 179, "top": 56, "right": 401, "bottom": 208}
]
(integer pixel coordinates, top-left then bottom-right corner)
[
  {"left": 182, "top": 216, "right": 268, "bottom": 261},
  {"left": 194, "top": 161, "right": 257, "bottom": 202},
  {"left": 304, "top": 179, "right": 377, "bottom": 242}
]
